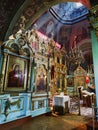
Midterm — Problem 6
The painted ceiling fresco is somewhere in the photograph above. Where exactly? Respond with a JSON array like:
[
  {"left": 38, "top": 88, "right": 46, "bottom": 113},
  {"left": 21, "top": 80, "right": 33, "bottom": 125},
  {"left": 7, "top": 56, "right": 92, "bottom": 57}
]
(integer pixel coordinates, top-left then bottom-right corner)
[
  {"left": 49, "top": 2, "right": 88, "bottom": 24},
  {"left": 0, "top": 0, "right": 97, "bottom": 72},
  {"left": 30, "top": 2, "right": 92, "bottom": 71},
  {"left": 31, "top": 2, "right": 90, "bottom": 48},
  {"left": 0, "top": 0, "right": 93, "bottom": 41}
]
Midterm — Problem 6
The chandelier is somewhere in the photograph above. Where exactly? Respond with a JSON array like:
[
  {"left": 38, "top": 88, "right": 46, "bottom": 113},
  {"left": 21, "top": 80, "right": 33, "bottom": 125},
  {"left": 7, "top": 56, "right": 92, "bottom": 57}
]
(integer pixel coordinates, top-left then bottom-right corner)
[{"left": 68, "top": 36, "right": 84, "bottom": 65}]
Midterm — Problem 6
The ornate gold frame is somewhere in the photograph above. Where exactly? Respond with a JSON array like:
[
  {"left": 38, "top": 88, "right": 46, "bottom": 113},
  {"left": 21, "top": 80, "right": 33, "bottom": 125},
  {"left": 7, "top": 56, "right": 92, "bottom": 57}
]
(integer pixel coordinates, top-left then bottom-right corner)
[
  {"left": 3, "top": 55, "right": 28, "bottom": 92},
  {"left": 67, "top": 77, "right": 74, "bottom": 87}
]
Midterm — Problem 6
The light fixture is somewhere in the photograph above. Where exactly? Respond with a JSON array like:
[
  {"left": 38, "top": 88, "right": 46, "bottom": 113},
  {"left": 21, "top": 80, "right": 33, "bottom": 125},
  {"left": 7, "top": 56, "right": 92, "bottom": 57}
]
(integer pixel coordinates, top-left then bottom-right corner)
[{"left": 68, "top": 35, "right": 84, "bottom": 65}]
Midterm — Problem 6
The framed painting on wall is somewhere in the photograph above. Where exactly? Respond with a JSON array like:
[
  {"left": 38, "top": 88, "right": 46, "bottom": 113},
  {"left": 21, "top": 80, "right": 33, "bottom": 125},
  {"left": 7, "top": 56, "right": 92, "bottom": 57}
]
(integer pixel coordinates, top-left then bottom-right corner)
[
  {"left": 67, "top": 77, "right": 74, "bottom": 87},
  {"left": 3, "top": 55, "right": 28, "bottom": 92},
  {"left": 35, "top": 64, "right": 47, "bottom": 94}
]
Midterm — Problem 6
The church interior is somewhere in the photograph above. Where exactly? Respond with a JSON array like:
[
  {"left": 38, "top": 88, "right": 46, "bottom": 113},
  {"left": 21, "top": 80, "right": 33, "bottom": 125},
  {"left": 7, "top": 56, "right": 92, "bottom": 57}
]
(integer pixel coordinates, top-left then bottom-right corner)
[{"left": 0, "top": 0, "right": 98, "bottom": 130}]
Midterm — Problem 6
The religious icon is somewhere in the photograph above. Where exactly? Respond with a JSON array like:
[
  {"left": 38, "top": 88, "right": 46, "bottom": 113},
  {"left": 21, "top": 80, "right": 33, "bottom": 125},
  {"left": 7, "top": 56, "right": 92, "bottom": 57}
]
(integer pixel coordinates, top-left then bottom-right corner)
[
  {"left": 7, "top": 64, "right": 24, "bottom": 88},
  {"left": 3, "top": 55, "right": 28, "bottom": 92},
  {"left": 36, "top": 64, "right": 47, "bottom": 92},
  {"left": 67, "top": 77, "right": 74, "bottom": 87}
]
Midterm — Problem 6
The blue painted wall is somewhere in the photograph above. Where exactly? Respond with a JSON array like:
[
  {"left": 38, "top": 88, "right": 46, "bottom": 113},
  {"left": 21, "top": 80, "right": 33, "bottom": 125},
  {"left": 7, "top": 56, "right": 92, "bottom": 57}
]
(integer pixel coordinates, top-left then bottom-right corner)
[{"left": 91, "top": 30, "right": 98, "bottom": 106}]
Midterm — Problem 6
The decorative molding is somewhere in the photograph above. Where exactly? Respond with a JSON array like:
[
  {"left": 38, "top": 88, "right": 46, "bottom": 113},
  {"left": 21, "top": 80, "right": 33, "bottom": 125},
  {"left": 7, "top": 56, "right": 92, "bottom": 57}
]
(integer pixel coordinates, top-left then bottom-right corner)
[{"left": 88, "top": 5, "right": 98, "bottom": 40}]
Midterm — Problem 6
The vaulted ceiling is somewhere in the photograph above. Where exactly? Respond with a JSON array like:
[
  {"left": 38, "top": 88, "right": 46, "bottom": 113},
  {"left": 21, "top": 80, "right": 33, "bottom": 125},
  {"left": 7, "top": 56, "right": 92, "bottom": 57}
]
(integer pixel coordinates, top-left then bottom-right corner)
[
  {"left": 0, "top": 0, "right": 92, "bottom": 41},
  {"left": 49, "top": 2, "right": 88, "bottom": 24},
  {"left": 0, "top": 0, "right": 98, "bottom": 72}
]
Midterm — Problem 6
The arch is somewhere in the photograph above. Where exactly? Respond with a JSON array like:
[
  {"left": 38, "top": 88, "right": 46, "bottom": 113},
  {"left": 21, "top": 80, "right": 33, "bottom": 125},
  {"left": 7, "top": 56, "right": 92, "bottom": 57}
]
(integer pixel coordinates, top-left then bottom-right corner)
[{"left": 4, "top": 0, "right": 91, "bottom": 41}]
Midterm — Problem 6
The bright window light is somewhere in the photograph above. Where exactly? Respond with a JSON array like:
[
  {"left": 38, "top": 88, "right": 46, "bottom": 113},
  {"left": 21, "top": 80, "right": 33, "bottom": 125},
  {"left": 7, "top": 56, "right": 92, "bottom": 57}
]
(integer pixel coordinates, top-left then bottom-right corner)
[{"left": 76, "top": 2, "right": 83, "bottom": 8}]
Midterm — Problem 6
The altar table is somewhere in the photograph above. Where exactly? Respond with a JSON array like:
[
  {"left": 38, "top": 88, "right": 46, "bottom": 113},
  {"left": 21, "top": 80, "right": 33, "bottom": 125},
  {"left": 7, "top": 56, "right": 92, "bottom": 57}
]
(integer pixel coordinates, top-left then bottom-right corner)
[{"left": 53, "top": 95, "right": 70, "bottom": 115}]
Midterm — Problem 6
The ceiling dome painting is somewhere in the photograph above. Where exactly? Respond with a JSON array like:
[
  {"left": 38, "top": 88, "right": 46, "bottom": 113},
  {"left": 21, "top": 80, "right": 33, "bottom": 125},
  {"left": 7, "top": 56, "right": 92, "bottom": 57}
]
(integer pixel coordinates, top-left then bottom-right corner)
[
  {"left": 31, "top": 2, "right": 90, "bottom": 47},
  {"left": 49, "top": 2, "right": 88, "bottom": 24},
  {"left": 0, "top": 0, "right": 96, "bottom": 73},
  {"left": 30, "top": 2, "right": 92, "bottom": 71},
  {"left": 31, "top": 2, "right": 89, "bottom": 37}
]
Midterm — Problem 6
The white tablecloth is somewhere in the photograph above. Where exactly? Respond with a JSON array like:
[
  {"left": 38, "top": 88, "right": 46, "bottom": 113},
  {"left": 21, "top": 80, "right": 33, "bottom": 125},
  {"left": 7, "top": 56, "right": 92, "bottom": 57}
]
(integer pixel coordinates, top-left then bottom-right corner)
[
  {"left": 53, "top": 95, "right": 70, "bottom": 108},
  {"left": 82, "top": 90, "right": 94, "bottom": 96}
]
